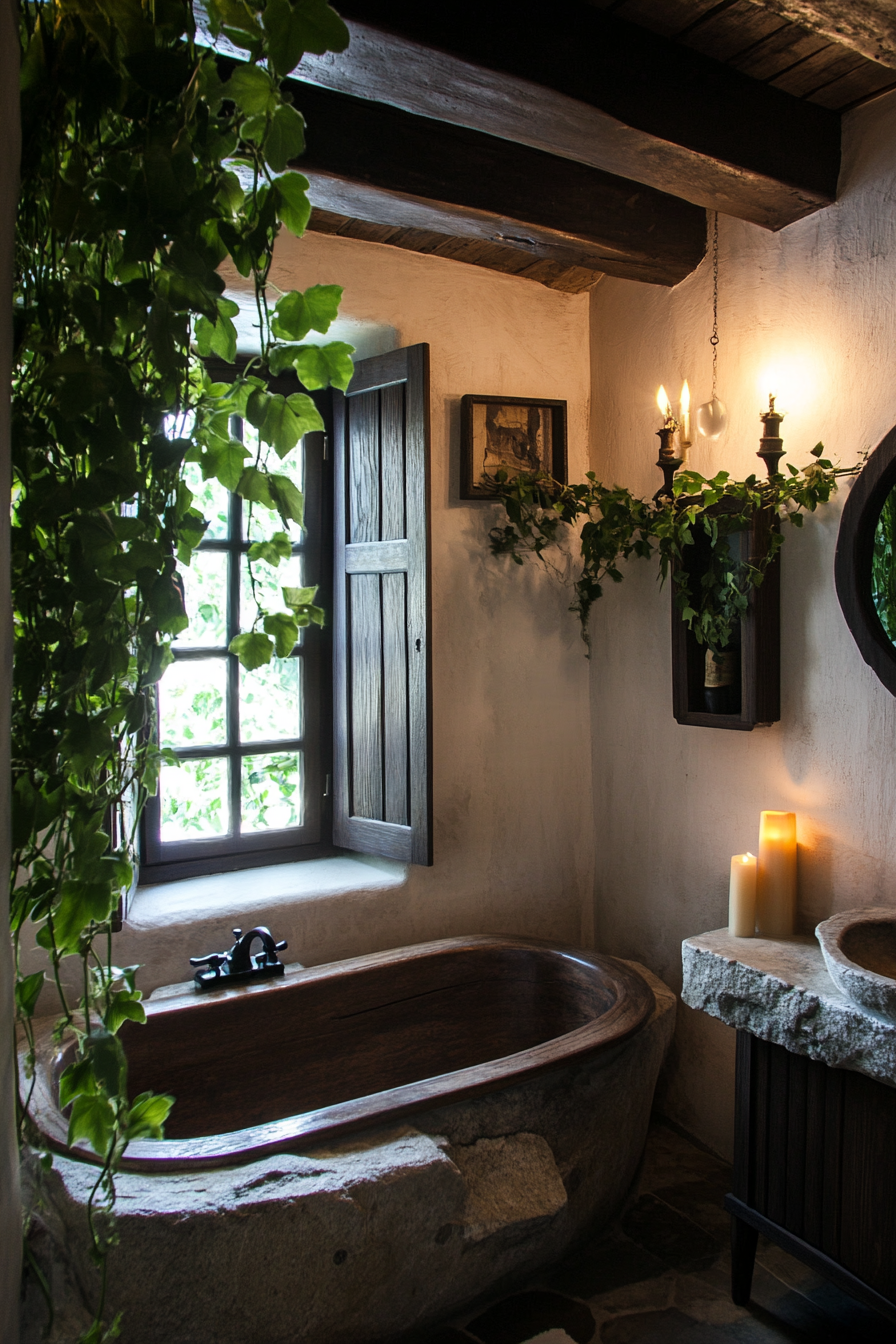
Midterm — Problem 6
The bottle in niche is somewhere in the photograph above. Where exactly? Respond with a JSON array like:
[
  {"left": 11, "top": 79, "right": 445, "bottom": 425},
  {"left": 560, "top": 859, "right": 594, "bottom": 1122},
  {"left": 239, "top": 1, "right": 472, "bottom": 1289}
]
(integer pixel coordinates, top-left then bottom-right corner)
[{"left": 704, "top": 645, "right": 741, "bottom": 715}]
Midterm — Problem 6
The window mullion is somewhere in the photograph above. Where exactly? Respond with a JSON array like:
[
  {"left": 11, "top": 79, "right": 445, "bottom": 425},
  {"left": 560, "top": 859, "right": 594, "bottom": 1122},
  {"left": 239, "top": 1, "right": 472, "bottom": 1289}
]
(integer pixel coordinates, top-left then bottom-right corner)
[{"left": 228, "top": 475, "right": 243, "bottom": 838}]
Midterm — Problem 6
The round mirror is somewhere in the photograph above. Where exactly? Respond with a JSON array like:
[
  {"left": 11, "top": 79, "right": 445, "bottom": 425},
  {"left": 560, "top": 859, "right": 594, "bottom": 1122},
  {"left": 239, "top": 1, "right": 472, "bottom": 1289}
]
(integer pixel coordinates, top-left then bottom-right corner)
[{"left": 835, "top": 424, "right": 896, "bottom": 696}]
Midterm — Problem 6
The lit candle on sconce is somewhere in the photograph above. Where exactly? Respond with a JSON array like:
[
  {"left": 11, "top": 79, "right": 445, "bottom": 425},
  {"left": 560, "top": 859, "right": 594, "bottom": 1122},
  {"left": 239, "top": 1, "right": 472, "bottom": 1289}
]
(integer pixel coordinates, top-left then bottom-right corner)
[
  {"left": 729, "top": 852, "right": 757, "bottom": 937},
  {"left": 679, "top": 380, "right": 691, "bottom": 463},
  {"left": 656, "top": 385, "right": 676, "bottom": 430},
  {"left": 756, "top": 810, "right": 797, "bottom": 937},
  {"left": 757, "top": 393, "right": 786, "bottom": 476},
  {"left": 654, "top": 385, "right": 682, "bottom": 501}
]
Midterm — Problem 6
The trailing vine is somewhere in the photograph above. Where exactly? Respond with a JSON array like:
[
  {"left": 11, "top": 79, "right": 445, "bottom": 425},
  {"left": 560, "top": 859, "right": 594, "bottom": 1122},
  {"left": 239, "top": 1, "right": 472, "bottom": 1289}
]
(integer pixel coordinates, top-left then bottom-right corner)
[
  {"left": 487, "top": 447, "right": 860, "bottom": 653},
  {"left": 12, "top": 0, "right": 350, "bottom": 1337}
]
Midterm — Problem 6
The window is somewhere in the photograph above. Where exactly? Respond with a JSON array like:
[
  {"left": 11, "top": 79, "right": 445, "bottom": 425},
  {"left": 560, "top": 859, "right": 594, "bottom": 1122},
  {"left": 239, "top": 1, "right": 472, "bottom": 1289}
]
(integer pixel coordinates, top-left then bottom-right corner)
[{"left": 141, "top": 344, "right": 432, "bottom": 883}]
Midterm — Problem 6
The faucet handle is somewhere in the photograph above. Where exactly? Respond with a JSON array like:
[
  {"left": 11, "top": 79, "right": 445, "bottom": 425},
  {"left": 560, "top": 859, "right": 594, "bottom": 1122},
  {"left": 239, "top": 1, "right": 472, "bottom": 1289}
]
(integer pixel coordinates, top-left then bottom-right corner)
[
  {"left": 190, "top": 952, "right": 227, "bottom": 970},
  {"left": 232, "top": 928, "right": 242, "bottom": 942},
  {"left": 275, "top": 939, "right": 287, "bottom": 953}
]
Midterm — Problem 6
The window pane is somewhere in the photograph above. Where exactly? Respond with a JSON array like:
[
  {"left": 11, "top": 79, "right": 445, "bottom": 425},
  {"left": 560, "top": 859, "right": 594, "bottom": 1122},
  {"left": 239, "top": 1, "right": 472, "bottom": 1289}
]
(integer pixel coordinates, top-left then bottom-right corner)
[
  {"left": 158, "top": 658, "right": 228, "bottom": 749},
  {"left": 242, "top": 425, "right": 305, "bottom": 543},
  {"left": 182, "top": 462, "right": 230, "bottom": 541},
  {"left": 239, "top": 657, "right": 302, "bottom": 744},
  {"left": 175, "top": 551, "right": 229, "bottom": 648},
  {"left": 160, "top": 757, "right": 231, "bottom": 842},
  {"left": 240, "top": 554, "right": 305, "bottom": 637},
  {"left": 241, "top": 752, "right": 303, "bottom": 832}
]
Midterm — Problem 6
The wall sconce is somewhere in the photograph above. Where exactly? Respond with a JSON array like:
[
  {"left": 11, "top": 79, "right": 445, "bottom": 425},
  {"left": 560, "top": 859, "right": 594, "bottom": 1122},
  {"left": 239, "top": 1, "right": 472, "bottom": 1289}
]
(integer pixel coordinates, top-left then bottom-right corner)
[{"left": 654, "top": 387, "right": 787, "bottom": 499}]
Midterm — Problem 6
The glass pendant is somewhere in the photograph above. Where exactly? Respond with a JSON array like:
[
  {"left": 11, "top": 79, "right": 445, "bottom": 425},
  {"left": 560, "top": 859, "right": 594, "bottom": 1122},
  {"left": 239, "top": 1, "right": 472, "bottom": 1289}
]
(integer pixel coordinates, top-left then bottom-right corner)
[{"left": 696, "top": 395, "right": 728, "bottom": 441}]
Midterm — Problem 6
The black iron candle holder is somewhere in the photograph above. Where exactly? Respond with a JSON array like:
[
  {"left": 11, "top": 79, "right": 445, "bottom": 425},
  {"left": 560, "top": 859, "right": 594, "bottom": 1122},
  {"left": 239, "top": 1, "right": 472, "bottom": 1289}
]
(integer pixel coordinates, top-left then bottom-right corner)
[
  {"left": 654, "top": 424, "right": 683, "bottom": 501},
  {"left": 757, "top": 395, "right": 785, "bottom": 476}
]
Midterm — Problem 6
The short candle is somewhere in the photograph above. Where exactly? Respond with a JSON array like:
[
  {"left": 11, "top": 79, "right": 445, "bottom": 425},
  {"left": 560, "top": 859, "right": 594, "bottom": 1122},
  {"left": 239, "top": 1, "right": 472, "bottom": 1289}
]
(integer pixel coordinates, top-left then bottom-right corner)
[
  {"left": 728, "top": 853, "right": 757, "bottom": 937},
  {"left": 756, "top": 810, "right": 797, "bottom": 937}
]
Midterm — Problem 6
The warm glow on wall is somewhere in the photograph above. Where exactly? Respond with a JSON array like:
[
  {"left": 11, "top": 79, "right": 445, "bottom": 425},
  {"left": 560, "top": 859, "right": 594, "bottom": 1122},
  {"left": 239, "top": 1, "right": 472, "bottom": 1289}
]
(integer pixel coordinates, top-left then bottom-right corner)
[{"left": 755, "top": 351, "right": 819, "bottom": 420}]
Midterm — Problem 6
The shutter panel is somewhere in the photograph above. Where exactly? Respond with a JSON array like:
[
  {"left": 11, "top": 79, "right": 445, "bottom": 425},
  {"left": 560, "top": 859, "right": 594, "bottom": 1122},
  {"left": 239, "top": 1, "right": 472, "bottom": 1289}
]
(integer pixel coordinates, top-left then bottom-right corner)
[{"left": 333, "top": 344, "right": 432, "bottom": 864}]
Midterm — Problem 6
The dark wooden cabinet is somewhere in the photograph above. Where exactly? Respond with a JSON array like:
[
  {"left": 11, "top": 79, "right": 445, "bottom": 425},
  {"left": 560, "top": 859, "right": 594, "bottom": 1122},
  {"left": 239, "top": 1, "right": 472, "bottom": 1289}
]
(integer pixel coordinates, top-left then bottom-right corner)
[
  {"left": 727, "top": 1032, "right": 896, "bottom": 1325},
  {"left": 672, "top": 505, "right": 780, "bottom": 731}
]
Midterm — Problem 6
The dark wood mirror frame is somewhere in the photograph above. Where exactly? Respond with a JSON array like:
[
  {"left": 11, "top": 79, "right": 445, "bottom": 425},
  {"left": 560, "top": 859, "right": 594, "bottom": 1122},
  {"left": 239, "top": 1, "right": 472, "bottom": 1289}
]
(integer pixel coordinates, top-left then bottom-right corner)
[{"left": 834, "top": 424, "right": 896, "bottom": 697}]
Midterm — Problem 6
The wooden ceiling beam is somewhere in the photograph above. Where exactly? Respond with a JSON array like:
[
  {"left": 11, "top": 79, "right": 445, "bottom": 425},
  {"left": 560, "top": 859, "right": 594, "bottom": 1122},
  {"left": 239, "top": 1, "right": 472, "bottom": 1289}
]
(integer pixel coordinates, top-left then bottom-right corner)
[
  {"left": 288, "top": 81, "right": 706, "bottom": 287},
  {"left": 296, "top": 1, "right": 841, "bottom": 231},
  {"left": 746, "top": 1, "right": 896, "bottom": 70}
]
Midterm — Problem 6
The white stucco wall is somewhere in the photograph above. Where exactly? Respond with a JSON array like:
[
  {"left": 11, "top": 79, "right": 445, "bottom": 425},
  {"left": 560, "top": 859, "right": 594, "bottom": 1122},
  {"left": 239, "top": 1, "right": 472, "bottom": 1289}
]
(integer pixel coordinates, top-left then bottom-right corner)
[
  {"left": 588, "top": 90, "right": 896, "bottom": 1159},
  {"left": 97, "top": 234, "right": 595, "bottom": 991},
  {"left": 1, "top": 0, "right": 19, "bottom": 1337}
]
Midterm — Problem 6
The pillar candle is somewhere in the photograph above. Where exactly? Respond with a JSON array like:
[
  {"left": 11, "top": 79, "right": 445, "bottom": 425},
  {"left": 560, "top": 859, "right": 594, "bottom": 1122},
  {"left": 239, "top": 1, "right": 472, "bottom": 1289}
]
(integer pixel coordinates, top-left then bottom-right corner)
[
  {"left": 756, "top": 810, "right": 797, "bottom": 937},
  {"left": 729, "top": 853, "right": 757, "bottom": 937}
]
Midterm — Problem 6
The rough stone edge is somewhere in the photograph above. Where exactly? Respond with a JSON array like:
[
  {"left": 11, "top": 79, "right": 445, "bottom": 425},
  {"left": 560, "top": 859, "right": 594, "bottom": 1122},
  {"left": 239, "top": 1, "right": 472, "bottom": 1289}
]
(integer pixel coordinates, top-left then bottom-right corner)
[{"left": 681, "top": 939, "right": 896, "bottom": 1088}]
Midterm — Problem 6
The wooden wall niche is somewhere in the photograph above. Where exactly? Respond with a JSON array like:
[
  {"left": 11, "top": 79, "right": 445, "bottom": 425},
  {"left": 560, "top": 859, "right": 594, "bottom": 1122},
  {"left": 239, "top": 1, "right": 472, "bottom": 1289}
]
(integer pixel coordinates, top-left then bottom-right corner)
[{"left": 671, "top": 502, "right": 781, "bottom": 731}]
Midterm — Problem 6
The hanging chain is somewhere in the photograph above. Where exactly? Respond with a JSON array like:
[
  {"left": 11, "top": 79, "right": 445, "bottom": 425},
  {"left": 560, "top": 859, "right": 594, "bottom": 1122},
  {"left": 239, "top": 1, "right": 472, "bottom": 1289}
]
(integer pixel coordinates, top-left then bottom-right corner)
[{"left": 710, "top": 211, "right": 719, "bottom": 398}]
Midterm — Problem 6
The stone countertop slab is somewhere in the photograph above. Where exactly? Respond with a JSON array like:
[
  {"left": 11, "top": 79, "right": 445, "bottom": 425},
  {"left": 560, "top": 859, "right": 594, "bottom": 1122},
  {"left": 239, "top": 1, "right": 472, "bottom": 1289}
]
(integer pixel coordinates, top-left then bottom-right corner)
[{"left": 681, "top": 928, "right": 896, "bottom": 1088}]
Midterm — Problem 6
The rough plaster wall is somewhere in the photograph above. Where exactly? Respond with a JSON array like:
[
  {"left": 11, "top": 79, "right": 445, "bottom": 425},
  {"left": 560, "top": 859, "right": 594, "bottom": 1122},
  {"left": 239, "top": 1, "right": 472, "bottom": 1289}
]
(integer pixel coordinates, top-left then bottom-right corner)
[
  {"left": 589, "top": 91, "right": 896, "bottom": 1161},
  {"left": 0, "top": 0, "right": 19, "bottom": 1336},
  {"left": 179, "top": 236, "right": 594, "bottom": 966}
]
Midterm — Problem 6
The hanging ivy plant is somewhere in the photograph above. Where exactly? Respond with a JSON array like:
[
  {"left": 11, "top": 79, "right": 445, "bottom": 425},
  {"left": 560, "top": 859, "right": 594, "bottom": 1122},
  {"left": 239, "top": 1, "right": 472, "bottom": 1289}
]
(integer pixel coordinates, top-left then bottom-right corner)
[
  {"left": 486, "top": 448, "right": 860, "bottom": 653},
  {"left": 12, "top": 0, "right": 350, "bottom": 1337}
]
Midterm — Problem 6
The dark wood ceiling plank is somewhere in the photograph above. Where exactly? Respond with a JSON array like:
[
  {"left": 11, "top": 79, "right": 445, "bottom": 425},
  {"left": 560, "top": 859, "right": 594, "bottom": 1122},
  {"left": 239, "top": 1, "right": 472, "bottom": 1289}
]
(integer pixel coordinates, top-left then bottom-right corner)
[
  {"left": 610, "top": 0, "right": 726, "bottom": 38},
  {"left": 744, "top": 1, "right": 896, "bottom": 70},
  {"left": 680, "top": 1, "right": 787, "bottom": 61},
  {"left": 290, "top": 81, "right": 706, "bottom": 286},
  {"left": 770, "top": 43, "right": 869, "bottom": 96},
  {"left": 731, "top": 25, "right": 831, "bottom": 80},
  {"left": 305, "top": 210, "right": 603, "bottom": 293},
  {"left": 807, "top": 61, "right": 896, "bottom": 108},
  {"left": 297, "top": 3, "right": 839, "bottom": 230}
]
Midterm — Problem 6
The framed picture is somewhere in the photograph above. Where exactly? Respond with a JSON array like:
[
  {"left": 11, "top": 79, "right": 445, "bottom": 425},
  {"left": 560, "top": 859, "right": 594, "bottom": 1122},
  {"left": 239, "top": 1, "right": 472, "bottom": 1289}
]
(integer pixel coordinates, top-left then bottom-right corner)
[{"left": 460, "top": 394, "right": 568, "bottom": 500}]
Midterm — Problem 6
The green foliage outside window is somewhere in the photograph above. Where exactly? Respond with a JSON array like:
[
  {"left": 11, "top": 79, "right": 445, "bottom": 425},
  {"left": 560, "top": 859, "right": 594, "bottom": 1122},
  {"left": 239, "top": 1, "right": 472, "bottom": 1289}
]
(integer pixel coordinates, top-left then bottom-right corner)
[
  {"left": 11, "top": 0, "right": 350, "bottom": 1335},
  {"left": 872, "top": 486, "right": 896, "bottom": 644}
]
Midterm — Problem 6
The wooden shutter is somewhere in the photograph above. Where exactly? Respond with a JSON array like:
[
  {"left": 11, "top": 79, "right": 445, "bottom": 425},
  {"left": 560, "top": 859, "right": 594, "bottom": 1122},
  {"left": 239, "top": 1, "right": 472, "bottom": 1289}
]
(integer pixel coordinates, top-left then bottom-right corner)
[{"left": 332, "top": 344, "right": 432, "bottom": 864}]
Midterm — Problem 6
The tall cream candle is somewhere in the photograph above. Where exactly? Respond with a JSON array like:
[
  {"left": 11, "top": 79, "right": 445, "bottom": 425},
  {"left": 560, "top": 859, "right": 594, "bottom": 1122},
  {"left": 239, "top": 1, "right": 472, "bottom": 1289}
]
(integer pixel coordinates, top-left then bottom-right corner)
[
  {"left": 756, "top": 810, "right": 797, "bottom": 937},
  {"left": 729, "top": 853, "right": 757, "bottom": 937}
]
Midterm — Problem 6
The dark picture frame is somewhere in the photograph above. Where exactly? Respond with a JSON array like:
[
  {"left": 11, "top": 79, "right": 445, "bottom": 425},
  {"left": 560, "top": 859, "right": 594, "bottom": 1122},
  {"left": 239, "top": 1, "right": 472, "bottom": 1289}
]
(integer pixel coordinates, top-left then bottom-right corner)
[{"left": 460, "top": 394, "right": 568, "bottom": 500}]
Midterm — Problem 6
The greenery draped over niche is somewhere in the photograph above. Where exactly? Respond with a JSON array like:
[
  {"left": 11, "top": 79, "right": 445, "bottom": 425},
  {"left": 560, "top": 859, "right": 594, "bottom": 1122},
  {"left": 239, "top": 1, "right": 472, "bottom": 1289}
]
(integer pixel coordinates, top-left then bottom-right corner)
[
  {"left": 486, "top": 452, "right": 859, "bottom": 655},
  {"left": 12, "top": 1, "right": 350, "bottom": 1336}
]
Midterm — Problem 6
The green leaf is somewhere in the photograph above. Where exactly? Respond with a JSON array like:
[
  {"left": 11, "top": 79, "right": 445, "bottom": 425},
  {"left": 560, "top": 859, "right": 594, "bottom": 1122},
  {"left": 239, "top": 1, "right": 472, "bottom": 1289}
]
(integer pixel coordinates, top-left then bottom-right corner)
[
  {"left": 127, "top": 1091, "right": 175, "bottom": 1141},
  {"left": 87, "top": 1030, "right": 127, "bottom": 1099},
  {"left": 53, "top": 880, "right": 118, "bottom": 953},
  {"left": 293, "top": 0, "right": 351, "bottom": 54},
  {"left": 68, "top": 1092, "right": 116, "bottom": 1156},
  {"left": 293, "top": 341, "right": 354, "bottom": 391},
  {"left": 282, "top": 585, "right": 319, "bottom": 610},
  {"left": 274, "top": 173, "right": 311, "bottom": 237},
  {"left": 263, "top": 612, "right": 299, "bottom": 656},
  {"left": 271, "top": 284, "right": 341, "bottom": 341},
  {"left": 248, "top": 531, "right": 292, "bottom": 565},
  {"left": 225, "top": 64, "right": 276, "bottom": 115},
  {"left": 59, "top": 1059, "right": 97, "bottom": 1110},
  {"left": 268, "top": 474, "right": 305, "bottom": 526},
  {"left": 194, "top": 312, "right": 237, "bottom": 362},
  {"left": 262, "top": 0, "right": 307, "bottom": 76},
  {"left": 236, "top": 466, "right": 274, "bottom": 508},
  {"left": 303, "top": 283, "right": 343, "bottom": 333},
  {"left": 265, "top": 102, "right": 306, "bottom": 173},
  {"left": 15, "top": 970, "right": 45, "bottom": 1019},
  {"left": 204, "top": 438, "right": 248, "bottom": 492},
  {"left": 229, "top": 631, "right": 274, "bottom": 669}
]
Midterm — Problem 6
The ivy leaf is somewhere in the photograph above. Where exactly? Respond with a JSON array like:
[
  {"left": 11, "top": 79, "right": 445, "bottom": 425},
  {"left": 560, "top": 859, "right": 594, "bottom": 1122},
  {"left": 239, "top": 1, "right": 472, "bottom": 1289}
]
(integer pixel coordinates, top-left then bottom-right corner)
[
  {"left": 811, "top": 442, "right": 825, "bottom": 458},
  {"left": 127, "top": 1091, "right": 175, "bottom": 1141},
  {"left": 263, "top": 612, "right": 299, "bottom": 656},
  {"left": 229, "top": 631, "right": 274, "bottom": 669},
  {"left": 59, "top": 1059, "right": 97, "bottom": 1110},
  {"left": 248, "top": 531, "right": 292, "bottom": 565},
  {"left": 294, "top": 341, "right": 354, "bottom": 391},
  {"left": 274, "top": 173, "right": 311, "bottom": 237},
  {"left": 236, "top": 466, "right": 274, "bottom": 508},
  {"left": 194, "top": 312, "right": 237, "bottom": 362},
  {"left": 53, "top": 879, "right": 118, "bottom": 952},
  {"left": 262, "top": 0, "right": 308, "bottom": 76},
  {"left": 271, "top": 284, "right": 341, "bottom": 341},
  {"left": 268, "top": 473, "right": 305, "bottom": 526},
  {"left": 68, "top": 1092, "right": 116, "bottom": 1156},
  {"left": 15, "top": 970, "right": 44, "bottom": 1019},
  {"left": 265, "top": 102, "right": 306, "bottom": 172},
  {"left": 105, "top": 991, "right": 147, "bottom": 1035},
  {"left": 224, "top": 64, "right": 276, "bottom": 115},
  {"left": 293, "top": 0, "right": 351, "bottom": 54},
  {"left": 204, "top": 438, "right": 248, "bottom": 492},
  {"left": 283, "top": 585, "right": 319, "bottom": 609},
  {"left": 87, "top": 1030, "right": 127, "bottom": 1099}
]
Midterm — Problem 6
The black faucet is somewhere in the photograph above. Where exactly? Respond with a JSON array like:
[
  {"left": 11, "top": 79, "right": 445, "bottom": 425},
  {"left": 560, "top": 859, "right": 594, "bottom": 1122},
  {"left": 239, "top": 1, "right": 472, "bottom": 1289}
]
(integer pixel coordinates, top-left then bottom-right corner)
[{"left": 190, "top": 925, "right": 289, "bottom": 991}]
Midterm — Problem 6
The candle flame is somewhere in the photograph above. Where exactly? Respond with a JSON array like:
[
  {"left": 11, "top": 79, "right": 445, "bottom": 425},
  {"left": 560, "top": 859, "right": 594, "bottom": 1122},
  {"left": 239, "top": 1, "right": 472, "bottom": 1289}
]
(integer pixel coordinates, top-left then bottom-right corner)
[
  {"left": 656, "top": 385, "right": 671, "bottom": 418},
  {"left": 680, "top": 380, "right": 690, "bottom": 413},
  {"left": 741, "top": 852, "right": 755, "bottom": 863}
]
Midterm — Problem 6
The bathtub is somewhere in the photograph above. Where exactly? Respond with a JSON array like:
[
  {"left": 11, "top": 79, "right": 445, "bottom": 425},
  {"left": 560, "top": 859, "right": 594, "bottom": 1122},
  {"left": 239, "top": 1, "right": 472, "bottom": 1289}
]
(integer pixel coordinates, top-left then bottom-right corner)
[{"left": 25, "top": 936, "right": 675, "bottom": 1344}]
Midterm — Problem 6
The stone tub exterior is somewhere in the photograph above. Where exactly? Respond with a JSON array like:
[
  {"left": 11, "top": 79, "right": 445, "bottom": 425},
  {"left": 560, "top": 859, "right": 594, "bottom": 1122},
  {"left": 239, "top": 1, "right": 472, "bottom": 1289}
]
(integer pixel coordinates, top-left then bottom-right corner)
[{"left": 26, "top": 958, "right": 674, "bottom": 1344}]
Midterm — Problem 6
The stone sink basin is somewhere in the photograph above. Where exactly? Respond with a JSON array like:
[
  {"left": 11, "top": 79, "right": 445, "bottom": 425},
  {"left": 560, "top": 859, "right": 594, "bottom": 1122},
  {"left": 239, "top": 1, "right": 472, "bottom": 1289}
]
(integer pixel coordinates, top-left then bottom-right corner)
[{"left": 816, "top": 907, "right": 896, "bottom": 1023}]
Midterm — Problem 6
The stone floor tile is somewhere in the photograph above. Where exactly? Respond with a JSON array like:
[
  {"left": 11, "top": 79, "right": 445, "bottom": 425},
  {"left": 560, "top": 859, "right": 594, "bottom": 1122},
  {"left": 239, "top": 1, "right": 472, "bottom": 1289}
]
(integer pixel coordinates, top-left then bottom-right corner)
[
  {"left": 650, "top": 1173, "right": 733, "bottom": 1240},
  {"left": 673, "top": 1270, "right": 756, "bottom": 1326},
  {"left": 546, "top": 1233, "right": 669, "bottom": 1300},
  {"left": 748, "top": 1260, "right": 892, "bottom": 1344},
  {"left": 620, "top": 1194, "right": 721, "bottom": 1274},
  {"left": 466, "top": 1291, "right": 597, "bottom": 1344},
  {"left": 636, "top": 1125, "right": 731, "bottom": 1197}
]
